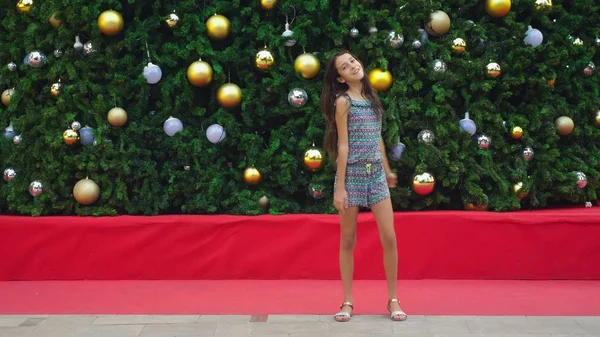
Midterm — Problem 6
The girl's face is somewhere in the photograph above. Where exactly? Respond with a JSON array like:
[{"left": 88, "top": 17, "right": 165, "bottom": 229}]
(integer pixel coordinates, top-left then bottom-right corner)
[{"left": 334, "top": 53, "right": 364, "bottom": 84}]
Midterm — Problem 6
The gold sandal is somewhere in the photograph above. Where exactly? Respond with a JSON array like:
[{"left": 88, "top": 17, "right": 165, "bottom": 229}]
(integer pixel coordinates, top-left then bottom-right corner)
[
  {"left": 333, "top": 301, "right": 354, "bottom": 322},
  {"left": 388, "top": 299, "right": 407, "bottom": 321}
]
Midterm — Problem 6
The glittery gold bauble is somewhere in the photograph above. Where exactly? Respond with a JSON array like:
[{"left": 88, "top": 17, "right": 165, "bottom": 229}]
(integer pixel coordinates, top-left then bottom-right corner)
[
  {"left": 97, "top": 10, "right": 124, "bottom": 36},
  {"left": 49, "top": 12, "right": 62, "bottom": 28},
  {"left": 255, "top": 48, "right": 275, "bottom": 71},
  {"left": 63, "top": 129, "right": 79, "bottom": 145},
  {"left": 1, "top": 88, "right": 15, "bottom": 107},
  {"left": 513, "top": 182, "right": 528, "bottom": 199},
  {"left": 555, "top": 116, "right": 574, "bottom": 136},
  {"left": 260, "top": 0, "right": 277, "bottom": 10},
  {"left": 73, "top": 178, "right": 100, "bottom": 205},
  {"left": 107, "top": 107, "right": 128, "bottom": 127},
  {"left": 303, "top": 147, "right": 325, "bottom": 172},
  {"left": 368, "top": 68, "right": 393, "bottom": 92},
  {"left": 452, "top": 38, "right": 466, "bottom": 53},
  {"left": 50, "top": 82, "right": 62, "bottom": 97},
  {"left": 413, "top": 172, "right": 435, "bottom": 196},
  {"left": 258, "top": 195, "right": 269, "bottom": 208},
  {"left": 16, "top": 0, "right": 33, "bottom": 14},
  {"left": 187, "top": 60, "right": 213, "bottom": 87},
  {"left": 535, "top": 0, "right": 552, "bottom": 11},
  {"left": 425, "top": 10, "right": 451, "bottom": 37},
  {"left": 294, "top": 53, "right": 320, "bottom": 79},
  {"left": 487, "top": 62, "right": 501, "bottom": 78},
  {"left": 510, "top": 126, "right": 523, "bottom": 139},
  {"left": 165, "top": 12, "right": 179, "bottom": 28},
  {"left": 595, "top": 110, "right": 600, "bottom": 127},
  {"left": 485, "top": 0, "right": 511, "bottom": 17},
  {"left": 217, "top": 83, "right": 242, "bottom": 108},
  {"left": 244, "top": 167, "right": 262, "bottom": 185},
  {"left": 206, "top": 14, "right": 230, "bottom": 40}
]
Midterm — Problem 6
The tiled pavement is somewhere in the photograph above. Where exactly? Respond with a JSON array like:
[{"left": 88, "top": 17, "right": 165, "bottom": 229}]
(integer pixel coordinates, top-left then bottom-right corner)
[{"left": 0, "top": 315, "right": 599, "bottom": 337}]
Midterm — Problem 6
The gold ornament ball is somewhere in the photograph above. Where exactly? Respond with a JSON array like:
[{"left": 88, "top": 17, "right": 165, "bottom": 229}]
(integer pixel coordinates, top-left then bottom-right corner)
[
  {"left": 535, "top": 0, "right": 552, "bottom": 11},
  {"left": 98, "top": 10, "right": 125, "bottom": 36},
  {"left": 260, "top": 0, "right": 277, "bottom": 10},
  {"left": 255, "top": 48, "right": 275, "bottom": 71},
  {"left": 258, "top": 195, "right": 269, "bottom": 208},
  {"left": 244, "top": 167, "right": 262, "bottom": 185},
  {"left": 217, "top": 83, "right": 242, "bottom": 108},
  {"left": 487, "top": 62, "right": 502, "bottom": 78},
  {"left": 206, "top": 14, "right": 231, "bottom": 40},
  {"left": 555, "top": 116, "right": 574, "bottom": 136},
  {"left": 16, "top": 0, "right": 33, "bottom": 14},
  {"left": 513, "top": 182, "right": 528, "bottom": 199},
  {"left": 294, "top": 53, "right": 321, "bottom": 79},
  {"left": 49, "top": 12, "right": 62, "bottom": 28},
  {"left": 187, "top": 60, "right": 213, "bottom": 87},
  {"left": 1, "top": 88, "right": 15, "bottom": 107},
  {"left": 73, "top": 178, "right": 100, "bottom": 205},
  {"left": 510, "top": 126, "right": 523, "bottom": 139},
  {"left": 413, "top": 172, "right": 435, "bottom": 196},
  {"left": 595, "top": 110, "right": 600, "bottom": 127},
  {"left": 63, "top": 129, "right": 79, "bottom": 145},
  {"left": 107, "top": 107, "right": 128, "bottom": 127},
  {"left": 303, "top": 147, "right": 325, "bottom": 172},
  {"left": 486, "top": 0, "right": 511, "bottom": 18},
  {"left": 452, "top": 38, "right": 466, "bottom": 53},
  {"left": 50, "top": 82, "right": 62, "bottom": 97},
  {"left": 368, "top": 68, "right": 393, "bottom": 92},
  {"left": 425, "top": 10, "right": 451, "bottom": 37},
  {"left": 165, "top": 12, "right": 179, "bottom": 28}
]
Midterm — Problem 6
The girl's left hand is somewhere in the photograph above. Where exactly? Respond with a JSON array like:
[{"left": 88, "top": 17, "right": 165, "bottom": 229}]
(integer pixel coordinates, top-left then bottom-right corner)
[{"left": 386, "top": 172, "right": 398, "bottom": 188}]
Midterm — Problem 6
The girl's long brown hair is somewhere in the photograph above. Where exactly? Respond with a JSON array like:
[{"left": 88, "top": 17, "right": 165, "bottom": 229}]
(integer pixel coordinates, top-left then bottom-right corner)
[{"left": 320, "top": 51, "right": 385, "bottom": 160}]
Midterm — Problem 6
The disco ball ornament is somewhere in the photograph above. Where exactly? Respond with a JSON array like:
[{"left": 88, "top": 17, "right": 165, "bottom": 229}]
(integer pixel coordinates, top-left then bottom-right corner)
[
  {"left": 143, "top": 62, "right": 163, "bottom": 84},
  {"left": 288, "top": 88, "right": 308, "bottom": 107},
  {"left": 388, "top": 31, "right": 404, "bottom": 48},
  {"left": 83, "top": 42, "right": 95, "bottom": 55},
  {"left": 308, "top": 183, "right": 325, "bottom": 199},
  {"left": 29, "top": 180, "right": 44, "bottom": 197},
  {"left": 3, "top": 168, "right": 17, "bottom": 182},
  {"left": 12, "top": 135, "right": 22, "bottom": 145},
  {"left": 71, "top": 121, "right": 82, "bottom": 131},
  {"left": 432, "top": 59, "right": 447, "bottom": 73},
  {"left": 413, "top": 172, "right": 435, "bottom": 196},
  {"left": 24, "top": 51, "right": 47, "bottom": 67},
  {"left": 7, "top": 62, "right": 17, "bottom": 72},
  {"left": 418, "top": 130, "right": 435, "bottom": 144},
  {"left": 574, "top": 171, "right": 587, "bottom": 189},
  {"left": 350, "top": 27, "right": 359, "bottom": 37},
  {"left": 477, "top": 135, "right": 491, "bottom": 149},
  {"left": 523, "top": 147, "right": 535, "bottom": 161}
]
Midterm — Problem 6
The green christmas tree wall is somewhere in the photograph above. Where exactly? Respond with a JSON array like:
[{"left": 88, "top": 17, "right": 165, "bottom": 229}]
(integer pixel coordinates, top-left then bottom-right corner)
[{"left": 1, "top": 0, "right": 599, "bottom": 216}]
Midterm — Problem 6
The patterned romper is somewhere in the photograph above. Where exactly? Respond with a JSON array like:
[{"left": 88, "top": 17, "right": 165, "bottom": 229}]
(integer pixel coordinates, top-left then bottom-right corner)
[{"left": 334, "top": 95, "right": 390, "bottom": 208}]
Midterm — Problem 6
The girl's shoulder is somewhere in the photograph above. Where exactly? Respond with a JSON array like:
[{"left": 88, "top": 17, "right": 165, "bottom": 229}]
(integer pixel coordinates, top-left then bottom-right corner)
[{"left": 334, "top": 92, "right": 351, "bottom": 107}]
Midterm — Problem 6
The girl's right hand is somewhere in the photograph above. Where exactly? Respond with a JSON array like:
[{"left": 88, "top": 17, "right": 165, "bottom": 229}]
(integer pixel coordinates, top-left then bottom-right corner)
[{"left": 334, "top": 189, "right": 349, "bottom": 214}]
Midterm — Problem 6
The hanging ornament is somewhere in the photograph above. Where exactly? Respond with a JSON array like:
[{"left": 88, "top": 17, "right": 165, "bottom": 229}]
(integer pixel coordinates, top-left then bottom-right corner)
[
  {"left": 583, "top": 62, "right": 595, "bottom": 77},
  {"left": 260, "top": 0, "right": 277, "bottom": 10},
  {"left": 425, "top": 10, "right": 451, "bottom": 37},
  {"left": 288, "top": 88, "right": 308, "bottom": 107},
  {"left": 572, "top": 37, "right": 584, "bottom": 46},
  {"left": 206, "top": 124, "right": 226, "bottom": 144},
  {"left": 7, "top": 62, "right": 17, "bottom": 72},
  {"left": 350, "top": 27, "right": 359, "bottom": 38},
  {"left": 2, "top": 88, "right": 15, "bottom": 107},
  {"left": 303, "top": 145, "right": 325, "bottom": 172},
  {"left": 282, "top": 22, "right": 296, "bottom": 47},
  {"left": 98, "top": 10, "right": 124, "bottom": 36},
  {"left": 477, "top": 135, "right": 491, "bottom": 149},
  {"left": 71, "top": 121, "right": 81, "bottom": 131},
  {"left": 258, "top": 195, "right": 269, "bottom": 208},
  {"left": 12, "top": 135, "right": 22, "bottom": 145},
  {"left": 369, "top": 26, "right": 378, "bottom": 34},
  {"left": 574, "top": 171, "right": 587, "bottom": 189},
  {"left": 547, "top": 78, "right": 556, "bottom": 87},
  {"left": 73, "top": 177, "right": 100, "bottom": 205},
  {"left": 3, "top": 123, "right": 16, "bottom": 139},
  {"left": 163, "top": 116, "right": 183, "bottom": 137},
  {"left": 452, "top": 38, "right": 466, "bottom": 53},
  {"left": 513, "top": 182, "right": 528, "bottom": 199},
  {"left": 387, "top": 31, "right": 404, "bottom": 48},
  {"left": 24, "top": 51, "right": 47, "bottom": 67},
  {"left": 165, "top": 11, "right": 179, "bottom": 29},
  {"left": 49, "top": 12, "right": 62, "bottom": 28},
  {"left": 79, "top": 126, "right": 95, "bottom": 146},
  {"left": 107, "top": 107, "right": 128, "bottom": 127},
  {"left": 510, "top": 126, "right": 523, "bottom": 139},
  {"left": 413, "top": 172, "right": 435, "bottom": 196},
  {"left": 432, "top": 59, "right": 447, "bottom": 73},
  {"left": 217, "top": 83, "right": 242, "bottom": 108},
  {"left": 206, "top": 14, "right": 231, "bottom": 40},
  {"left": 83, "top": 42, "right": 96, "bottom": 56},
  {"left": 594, "top": 110, "right": 600, "bottom": 127},
  {"left": 464, "top": 200, "right": 489, "bottom": 211},
  {"left": 418, "top": 130, "right": 435, "bottom": 144},
  {"left": 594, "top": 37, "right": 600, "bottom": 47},
  {"left": 187, "top": 59, "right": 213, "bottom": 87},
  {"left": 368, "top": 68, "right": 392, "bottom": 92},
  {"left": 486, "top": 62, "right": 501, "bottom": 77},
  {"left": 16, "top": 0, "right": 32, "bottom": 14},
  {"left": 50, "top": 80, "right": 62, "bottom": 97},
  {"left": 294, "top": 53, "right": 320, "bottom": 79},
  {"left": 63, "top": 129, "right": 79, "bottom": 145},
  {"left": 555, "top": 116, "right": 574, "bottom": 136},
  {"left": 412, "top": 40, "right": 422, "bottom": 49},
  {"left": 255, "top": 46, "right": 275, "bottom": 71},
  {"left": 73, "top": 36, "right": 83, "bottom": 50},
  {"left": 143, "top": 62, "right": 162, "bottom": 84},
  {"left": 308, "top": 183, "right": 325, "bottom": 199},
  {"left": 535, "top": 0, "right": 552, "bottom": 11},
  {"left": 244, "top": 167, "right": 262, "bottom": 185},
  {"left": 3, "top": 168, "right": 17, "bottom": 182},
  {"left": 459, "top": 112, "right": 476, "bottom": 135},
  {"left": 524, "top": 26, "right": 543, "bottom": 48},
  {"left": 523, "top": 147, "right": 535, "bottom": 161},
  {"left": 388, "top": 140, "right": 406, "bottom": 161},
  {"left": 486, "top": 0, "right": 511, "bottom": 17},
  {"left": 29, "top": 181, "right": 44, "bottom": 197}
]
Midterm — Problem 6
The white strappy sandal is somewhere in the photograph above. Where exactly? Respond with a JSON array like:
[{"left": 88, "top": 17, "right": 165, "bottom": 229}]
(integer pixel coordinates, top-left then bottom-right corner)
[
  {"left": 388, "top": 298, "right": 408, "bottom": 321},
  {"left": 333, "top": 301, "right": 354, "bottom": 322}
]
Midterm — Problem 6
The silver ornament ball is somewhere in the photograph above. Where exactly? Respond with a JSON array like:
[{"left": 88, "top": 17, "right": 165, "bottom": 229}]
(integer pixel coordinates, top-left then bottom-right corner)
[
  {"left": 71, "top": 121, "right": 82, "bottom": 131},
  {"left": 3, "top": 168, "right": 17, "bottom": 182},
  {"left": 83, "top": 42, "right": 95, "bottom": 55},
  {"left": 29, "top": 180, "right": 44, "bottom": 197},
  {"left": 350, "top": 27, "right": 359, "bottom": 38},
  {"left": 477, "top": 135, "right": 491, "bottom": 149},
  {"left": 388, "top": 31, "right": 404, "bottom": 48},
  {"left": 369, "top": 26, "right": 378, "bottom": 34},
  {"left": 523, "top": 147, "right": 535, "bottom": 161},
  {"left": 575, "top": 171, "right": 587, "bottom": 189},
  {"left": 288, "top": 88, "right": 308, "bottom": 108},
  {"left": 12, "top": 135, "right": 23, "bottom": 145},
  {"left": 432, "top": 59, "right": 447, "bottom": 73},
  {"left": 418, "top": 130, "right": 435, "bottom": 144},
  {"left": 412, "top": 39, "right": 422, "bottom": 49},
  {"left": 53, "top": 49, "right": 63, "bottom": 58},
  {"left": 595, "top": 37, "right": 600, "bottom": 47},
  {"left": 7, "top": 62, "right": 17, "bottom": 72}
]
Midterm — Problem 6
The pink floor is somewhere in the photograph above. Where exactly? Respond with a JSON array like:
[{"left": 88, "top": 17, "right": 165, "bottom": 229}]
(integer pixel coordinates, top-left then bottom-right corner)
[{"left": 1, "top": 280, "right": 599, "bottom": 316}]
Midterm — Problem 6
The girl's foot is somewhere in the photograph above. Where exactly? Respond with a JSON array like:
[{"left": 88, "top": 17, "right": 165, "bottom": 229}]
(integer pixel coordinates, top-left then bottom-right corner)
[
  {"left": 334, "top": 301, "right": 354, "bottom": 322},
  {"left": 388, "top": 299, "right": 407, "bottom": 321}
]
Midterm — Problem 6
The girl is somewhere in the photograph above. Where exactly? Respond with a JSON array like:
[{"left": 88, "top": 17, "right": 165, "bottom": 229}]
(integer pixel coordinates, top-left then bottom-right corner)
[{"left": 320, "top": 51, "right": 407, "bottom": 322}]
